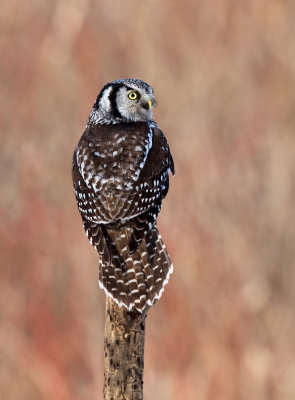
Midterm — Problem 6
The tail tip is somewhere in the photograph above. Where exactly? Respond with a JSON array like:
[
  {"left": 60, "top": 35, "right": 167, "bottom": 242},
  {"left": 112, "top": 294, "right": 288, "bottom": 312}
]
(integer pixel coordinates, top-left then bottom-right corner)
[{"left": 98, "top": 260, "right": 173, "bottom": 313}]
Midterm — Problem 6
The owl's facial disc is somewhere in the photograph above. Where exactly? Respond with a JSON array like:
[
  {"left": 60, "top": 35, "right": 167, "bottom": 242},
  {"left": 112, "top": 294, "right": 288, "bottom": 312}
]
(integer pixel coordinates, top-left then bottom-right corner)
[
  {"left": 115, "top": 86, "right": 154, "bottom": 122},
  {"left": 89, "top": 79, "right": 156, "bottom": 125}
]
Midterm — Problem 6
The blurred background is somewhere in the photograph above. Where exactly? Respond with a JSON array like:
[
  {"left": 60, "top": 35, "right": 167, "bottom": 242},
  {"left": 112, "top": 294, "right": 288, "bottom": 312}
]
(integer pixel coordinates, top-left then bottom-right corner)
[{"left": 1, "top": 0, "right": 295, "bottom": 399}]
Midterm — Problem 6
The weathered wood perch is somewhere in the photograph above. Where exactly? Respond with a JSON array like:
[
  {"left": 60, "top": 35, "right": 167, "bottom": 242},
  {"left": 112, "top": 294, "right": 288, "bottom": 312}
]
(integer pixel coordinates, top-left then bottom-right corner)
[{"left": 104, "top": 296, "right": 149, "bottom": 400}]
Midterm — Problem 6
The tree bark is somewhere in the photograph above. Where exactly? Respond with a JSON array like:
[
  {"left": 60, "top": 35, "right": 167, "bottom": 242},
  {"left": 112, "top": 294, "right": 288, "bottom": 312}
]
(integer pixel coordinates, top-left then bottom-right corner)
[{"left": 103, "top": 297, "right": 148, "bottom": 400}]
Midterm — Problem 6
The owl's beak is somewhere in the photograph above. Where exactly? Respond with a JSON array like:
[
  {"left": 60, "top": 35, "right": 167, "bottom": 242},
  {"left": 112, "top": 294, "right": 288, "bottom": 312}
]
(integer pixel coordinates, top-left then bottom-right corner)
[{"left": 142, "top": 99, "right": 153, "bottom": 110}]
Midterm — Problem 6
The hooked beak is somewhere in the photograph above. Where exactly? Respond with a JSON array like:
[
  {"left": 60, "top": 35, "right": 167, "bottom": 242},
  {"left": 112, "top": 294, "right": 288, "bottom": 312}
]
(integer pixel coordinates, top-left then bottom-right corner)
[{"left": 142, "top": 98, "right": 154, "bottom": 111}]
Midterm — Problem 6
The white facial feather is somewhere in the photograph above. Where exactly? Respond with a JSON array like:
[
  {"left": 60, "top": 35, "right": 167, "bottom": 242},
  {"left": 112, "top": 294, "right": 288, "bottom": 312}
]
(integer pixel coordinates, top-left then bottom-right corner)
[
  {"left": 99, "top": 86, "right": 113, "bottom": 114},
  {"left": 116, "top": 86, "right": 153, "bottom": 122}
]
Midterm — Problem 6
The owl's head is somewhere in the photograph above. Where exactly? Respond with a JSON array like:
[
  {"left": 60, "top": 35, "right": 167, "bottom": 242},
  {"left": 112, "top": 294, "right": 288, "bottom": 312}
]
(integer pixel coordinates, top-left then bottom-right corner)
[{"left": 88, "top": 79, "right": 156, "bottom": 125}]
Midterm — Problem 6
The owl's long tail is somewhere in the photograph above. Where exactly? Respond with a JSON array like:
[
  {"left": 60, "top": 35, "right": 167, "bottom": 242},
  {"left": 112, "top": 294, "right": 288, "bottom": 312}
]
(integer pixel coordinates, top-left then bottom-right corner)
[{"left": 98, "top": 226, "right": 173, "bottom": 313}]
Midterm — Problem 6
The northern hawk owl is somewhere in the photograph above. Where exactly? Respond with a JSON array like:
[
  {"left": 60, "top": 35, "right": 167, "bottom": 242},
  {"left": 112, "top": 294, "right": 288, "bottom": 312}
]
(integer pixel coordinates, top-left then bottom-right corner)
[{"left": 72, "top": 79, "right": 174, "bottom": 313}]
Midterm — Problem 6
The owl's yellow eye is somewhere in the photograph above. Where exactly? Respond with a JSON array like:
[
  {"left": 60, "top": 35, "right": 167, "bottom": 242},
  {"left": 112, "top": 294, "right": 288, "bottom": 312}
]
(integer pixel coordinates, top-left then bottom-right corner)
[{"left": 128, "top": 92, "right": 138, "bottom": 100}]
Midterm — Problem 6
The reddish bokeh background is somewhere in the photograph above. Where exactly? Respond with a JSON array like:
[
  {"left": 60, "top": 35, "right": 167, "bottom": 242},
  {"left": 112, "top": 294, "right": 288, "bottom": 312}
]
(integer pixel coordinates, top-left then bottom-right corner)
[{"left": 1, "top": 1, "right": 295, "bottom": 399}]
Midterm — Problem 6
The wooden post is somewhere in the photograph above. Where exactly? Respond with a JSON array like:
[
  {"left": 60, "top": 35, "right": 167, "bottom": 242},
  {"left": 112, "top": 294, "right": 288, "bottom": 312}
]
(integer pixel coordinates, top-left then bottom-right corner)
[{"left": 103, "top": 297, "right": 148, "bottom": 400}]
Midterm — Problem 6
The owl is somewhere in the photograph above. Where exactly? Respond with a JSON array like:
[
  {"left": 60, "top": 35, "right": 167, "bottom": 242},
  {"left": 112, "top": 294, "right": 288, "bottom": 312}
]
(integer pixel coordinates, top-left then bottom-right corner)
[{"left": 72, "top": 79, "right": 174, "bottom": 313}]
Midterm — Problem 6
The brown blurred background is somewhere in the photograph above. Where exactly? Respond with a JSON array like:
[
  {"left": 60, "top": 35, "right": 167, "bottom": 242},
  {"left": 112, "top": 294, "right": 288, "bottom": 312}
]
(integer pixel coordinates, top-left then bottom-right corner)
[{"left": 1, "top": 1, "right": 295, "bottom": 399}]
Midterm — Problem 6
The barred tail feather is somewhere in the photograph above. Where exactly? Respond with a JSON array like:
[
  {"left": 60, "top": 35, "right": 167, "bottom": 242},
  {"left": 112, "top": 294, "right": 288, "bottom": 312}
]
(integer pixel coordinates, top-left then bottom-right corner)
[{"left": 98, "top": 226, "right": 173, "bottom": 313}]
